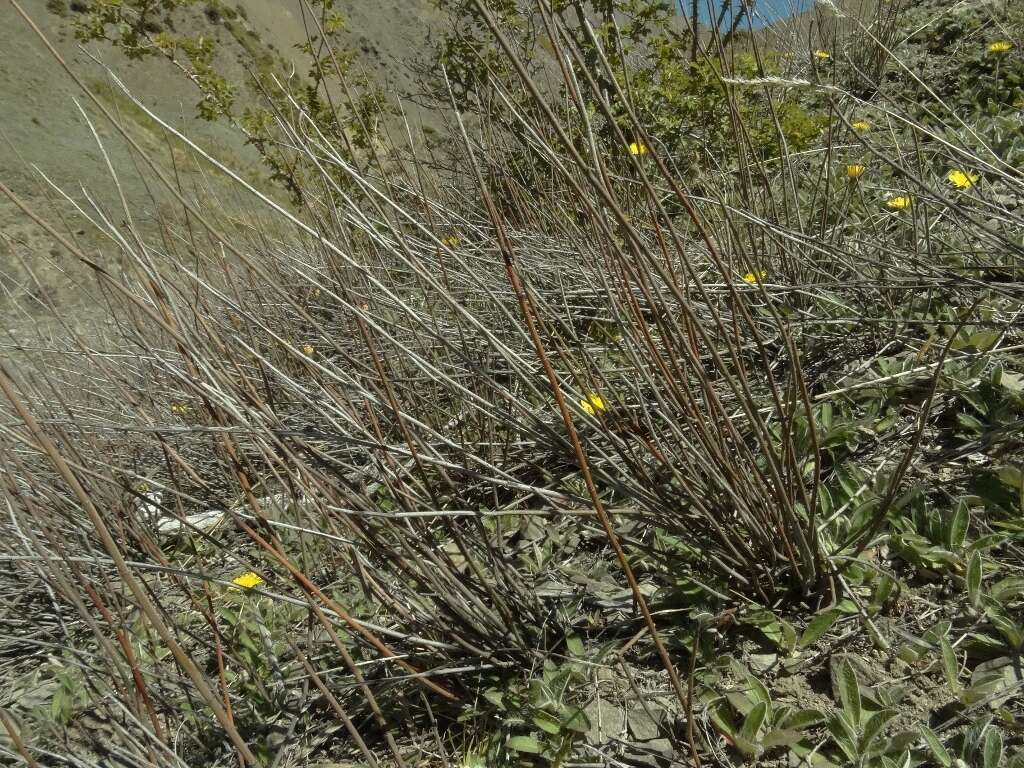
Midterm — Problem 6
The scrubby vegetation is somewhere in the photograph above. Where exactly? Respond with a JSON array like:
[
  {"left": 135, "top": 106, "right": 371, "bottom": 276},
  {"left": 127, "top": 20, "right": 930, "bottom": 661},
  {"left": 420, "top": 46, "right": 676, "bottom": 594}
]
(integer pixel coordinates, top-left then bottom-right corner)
[{"left": 1, "top": 0, "right": 1023, "bottom": 766}]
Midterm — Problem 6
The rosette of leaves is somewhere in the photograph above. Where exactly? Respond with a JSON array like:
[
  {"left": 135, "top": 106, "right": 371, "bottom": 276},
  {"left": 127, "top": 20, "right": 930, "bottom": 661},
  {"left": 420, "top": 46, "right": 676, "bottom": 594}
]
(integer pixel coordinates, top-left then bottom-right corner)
[
  {"left": 702, "top": 658, "right": 825, "bottom": 761},
  {"left": 464, "top": 655, "right": 591, "bottom": 768},
  {"left": 826, "top": 658, "right": 919, "bottom": 767}
]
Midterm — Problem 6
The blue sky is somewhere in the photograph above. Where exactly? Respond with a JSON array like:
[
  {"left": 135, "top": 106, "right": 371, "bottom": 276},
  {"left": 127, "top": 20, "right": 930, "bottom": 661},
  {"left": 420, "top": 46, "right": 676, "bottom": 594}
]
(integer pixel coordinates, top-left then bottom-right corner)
[{"left": 677, "top": 0, "right": 814, "bottom": 29}]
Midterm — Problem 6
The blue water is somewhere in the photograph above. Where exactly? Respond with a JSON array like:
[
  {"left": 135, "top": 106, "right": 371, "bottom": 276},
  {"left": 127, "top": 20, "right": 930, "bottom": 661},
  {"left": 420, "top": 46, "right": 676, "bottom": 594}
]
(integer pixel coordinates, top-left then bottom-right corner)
[{"left": 677, "top": 0, "right": 814, "bottom": 29}]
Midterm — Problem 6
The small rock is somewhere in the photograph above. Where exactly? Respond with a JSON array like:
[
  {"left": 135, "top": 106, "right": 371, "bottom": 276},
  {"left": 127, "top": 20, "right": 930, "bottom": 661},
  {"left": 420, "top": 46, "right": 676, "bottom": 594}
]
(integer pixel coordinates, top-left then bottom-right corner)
[
  {"left": 155, "top": 508, "right": 225, "bottom": 536},
  {"left": 627, "top": 707, "right": 664, "bottom": 741}
]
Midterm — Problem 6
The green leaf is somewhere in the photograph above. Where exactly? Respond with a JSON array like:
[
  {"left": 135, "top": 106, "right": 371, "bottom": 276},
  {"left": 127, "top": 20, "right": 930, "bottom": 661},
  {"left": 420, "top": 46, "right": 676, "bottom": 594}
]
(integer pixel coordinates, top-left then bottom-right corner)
[
  {"left": 827, "top": 712, "right": 859, "bottom": 762},
  {"left": 726, "top": 690, "right": 755, "bottom": 717},
  {"left": 873, "top": 684, "right": 908, "bottom": 709},
  {"left": 968, "top": 533, "right": 1009, "bottom": 553},
  {"left": 565, "top": 635, "right": 585, "bottom": 657},
  {"left": 820, "top": 486, "right": 834, "bottom": 519},
  {"left": 820, "top": 402, "right": 833, "bottom": 430},
  {"left": 739, "top": 701, "right": 768, "bottom": 745},
  {"left": 507, "top": 735, "right": 542, "bottom": 754},
  {"left": 762, "top": 728, "right": 805, "bottom": 748},
  {"left": 559, "top": 705, "right": 590, "bottom": 733},
  {"left": 238, "top": 628, "right": 260, "bottom": 654},
  {"left": 870, "top": 575, "right": 897, "bottom": 614},
  {"left": 533, "top": 711, "right": 561, "bottom": 735},
  {"left": 836, "top": 659, "right": 862, "bottom": 726},
  {"left": 940, "top": 637, "right": 961, "bottom": 692},
  {"left": 968, "top": 330, "right": 1001, "bottom": 352},
  {"left": 972, "top": 471, "right": 1021, "bottom": 512},
  {"left": 877, "top": 731, "right": 922, "bottom": 756},
  {"left": 732, "top": 734, "right": 760, "bottom": 759},
  {"left": 923, "top": 621, "right": 952, "bottom": 644},
  {"left": 958, "top": 413, "right": 986, "bottom": 433},
  {"left": 780, "top": 619, "right": 798, "bottom": 653},
  {"left": 896, "top": 643, "right": 920, "bottom": 664},
  {"left": 967, "top": 552, "right": 983, "bottom": 609},
  {"left": 744, "top": 608, "right": 797, "bottom": 652},
  {"left": 482, "top": 688, "right": 505, "bottom": 709},
  {"left": 880, "top": 751, "right": 913, "bottom": 768},
  {"left": 778, "top": 708, "right": 826, "bottom": 730},
  {"left": 997, "top": 466, "right": 1023, "bottom": 490},
  {"left": 920, "top": 726, "right": 952, "bottom": 767},
  {"left": 998, "top": 371, "right": 1024, "bottom": 393},
  {"left": 860, "top": 709, "right": 897, "bottom": 754},
  {"left": 737, "top": 665, "right": 771, "bottom": 709},
  {"left": 51, "top": 686, "right": 71, "bottom": 725},
  {"left": 707, "top": 699, "right": 738, "bottom": 737},
  {"left": 948, "top": 502, "right": 969, "bottom": 550},
  {"left": 964, "top": 715, "right": 993, "bottom": 757},
  {"left": 528, "top": 679, "right": 553, "bottom": 709},
  {"left": 983, "top": 728, "right": 1004, "bottom": 768},
  {"left": 789, "top": 740, "right": 844, "bottom": 767},
  {"left": 835, "top": 598, "right": 860, "bottom": 615},
  {"left": 989, "top": 612, "right": 1024, "bottom": 650},
  {"left": 990, "top": 577, "right": 1024, "bottom": 603},
  {"left": 800, "top": 609, "right": 840, "bottom": 649}
]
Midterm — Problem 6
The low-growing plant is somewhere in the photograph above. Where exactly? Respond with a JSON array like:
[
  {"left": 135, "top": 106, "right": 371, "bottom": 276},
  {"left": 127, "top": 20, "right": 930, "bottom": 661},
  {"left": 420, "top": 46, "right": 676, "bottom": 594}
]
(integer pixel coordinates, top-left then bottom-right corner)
[
  {"left": 827, "top": 659, "right": 918, "bottom": 767},
  {"left": 703, "top": 658, "right": 825, "bottom": 761},
  {"left": 0, "top": 0, "right": 1022, "bottom": 766},
  {"left": 461, "top": 656, "right": 592, "bottom": 767}
]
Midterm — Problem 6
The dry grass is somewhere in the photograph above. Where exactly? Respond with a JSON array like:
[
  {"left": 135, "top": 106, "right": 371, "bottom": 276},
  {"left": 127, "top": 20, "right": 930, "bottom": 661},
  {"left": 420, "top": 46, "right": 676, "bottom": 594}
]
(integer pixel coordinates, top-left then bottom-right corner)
[{"left": 1, "top": 0, "right": 1022, "bottom": 765}]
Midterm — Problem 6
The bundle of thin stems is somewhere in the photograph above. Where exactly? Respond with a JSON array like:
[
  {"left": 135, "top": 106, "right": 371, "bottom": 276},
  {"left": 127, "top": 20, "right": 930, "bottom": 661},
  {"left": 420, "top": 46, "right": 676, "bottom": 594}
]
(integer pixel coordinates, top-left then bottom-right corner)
[{"left": 1, "top": 0, "right": 1022, "bottom": 764}]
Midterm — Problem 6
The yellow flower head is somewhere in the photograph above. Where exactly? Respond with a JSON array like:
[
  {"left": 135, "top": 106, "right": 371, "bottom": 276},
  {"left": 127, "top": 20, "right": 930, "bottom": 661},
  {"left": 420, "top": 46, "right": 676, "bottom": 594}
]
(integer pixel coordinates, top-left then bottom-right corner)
[
  {"left": 846, "top": 164, "right": 866, "bottom": 179},
  {"left": 170, "top": 403, "right": 189, "bottom": 416},
  {"left": 231, "top": 572, "right": 264, "bottom": 590},
  {"left": 851, "top": 120, "right": 871, "bottom": 132},
  {"left": 813, "top": 50, "right": 831, "bottom": 61},
  {"left": 886, "top": 195, "right": 912, "bottom": 210},
  {"left": 743, "top": 270, "right": 768, "bottom": 284},
  {"left": 988, "top": 41, "right": 1013, "bottom": 54},
  {"left": 580, "top": 393, "right": 606, "bottom": 416},
  {"left": 946, "top": 169, "right": 979, "bottom": 189},
  {"left": 442, "top": 236, "right": 461, "bottom": 248},
  {"left": 302, "top": 344, "right": 315, "bottom": 356},
  {"left": 629, "top": 141, "right": 649, "bottom": 156}
]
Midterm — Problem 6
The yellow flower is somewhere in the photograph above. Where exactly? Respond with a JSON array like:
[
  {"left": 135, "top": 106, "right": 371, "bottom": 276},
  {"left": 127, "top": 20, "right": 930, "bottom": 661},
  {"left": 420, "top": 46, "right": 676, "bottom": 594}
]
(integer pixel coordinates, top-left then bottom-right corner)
[
  {"left": 231, "top": 572, "right": 264, "bottom": 590},
  {"left": 170, "top": 403, "right": 189, "bottom": 416},
  {"left": 814, "top": 50, "right": 831, "bottom": 61},
  {"left": 846, "top": 164, "right": 866, "bottom": 179},
  {"left": 988, "top": 41, "right": 1013, "bottom": 54},
  {"left": 442, "top": 236, "right": 461, "bottom": 248},
  {"left": 628, "top": 141, "right": 649, "bottom": 156},
  {"left": 886, "top": 195, "right": 912, "bottom": 210},
  {"left": 851, "top": 120, "right": 871, "bottom": 132},
  {"left": 946, "top": 169, "right": 979, "bottom": 189},
  {"left": 302, "top": 344, "right": 315, "bottom": 356},
  {"left": 743, "top": 270, "right": 768, "bottom": 284},
  {"left": 580, "top": 393, "right": 606, "bottom": 416}
]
